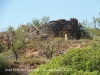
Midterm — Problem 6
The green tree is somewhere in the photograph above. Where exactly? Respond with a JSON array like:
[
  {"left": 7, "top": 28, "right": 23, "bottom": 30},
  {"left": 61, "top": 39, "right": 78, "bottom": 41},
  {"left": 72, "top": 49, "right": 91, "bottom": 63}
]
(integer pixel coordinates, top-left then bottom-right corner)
[
  {"left": 75, "top": 22, "right": 91, "bottom": 39},
  {"left": 10, "top": 27, "right": 25, "bottom": 60},
  {"left": 27, "top": 22, "right": 33, "bottom": 26},
  {"left": 7, "top": 25, "right": 14, "bottom": 32},
  {"left": 96, "top": 13, "right": 100, "bottom": 30},
  {"left": 92, "top": 12, "right": 100, "bottom": 30},
  {"left": 92, "top": 16, "right": 97, "bottom": 28},
  {"left": 40, "top": 16, "right": 50, "bottom": 25},
  {"left": 32, "top": 18, "right": 40, "bottom": 26},
  {"left": 40, "top": 40, "right": 55, "bottom": 59},
  {"left": 27, "top": 16, "right": 50, "bottom": 26}
]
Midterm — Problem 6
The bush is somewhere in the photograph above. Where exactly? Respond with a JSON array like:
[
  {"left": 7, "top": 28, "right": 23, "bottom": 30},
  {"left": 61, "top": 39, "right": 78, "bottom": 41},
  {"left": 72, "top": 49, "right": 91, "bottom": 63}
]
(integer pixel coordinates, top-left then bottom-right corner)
[
  {"left": 13, "top": 28, "right": 25, "bottom": 50},
  {"left": 10, "top": 27, "right": 26, "bottom": 60},
  {"left": 0, "top": 43, "right": 5, "bottom": 52},
  {"left": 0, "top": 54, "right": 18, "bottom": 75},
  {"left": 86, "top": 28, "right": 100, "bottom": 37},
  {"left": 29, "top": 41, "right": 100, "bottom": 75},
  {"left": 0, "top": 54, "right": 10, "bottom": 70},
  {"left": 76, "top": 23, "right": 91, "bottom": 39},
  {"left": 72, "top": 70, "right": 99, "bottom": 75}
]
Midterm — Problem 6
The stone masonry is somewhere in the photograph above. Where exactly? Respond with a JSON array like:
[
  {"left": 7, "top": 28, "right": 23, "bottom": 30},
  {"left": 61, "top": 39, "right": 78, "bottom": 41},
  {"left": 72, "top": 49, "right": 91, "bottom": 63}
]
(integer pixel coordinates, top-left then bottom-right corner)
[{"left": 0, "top": 18, "right": 78, "bottom": 45}]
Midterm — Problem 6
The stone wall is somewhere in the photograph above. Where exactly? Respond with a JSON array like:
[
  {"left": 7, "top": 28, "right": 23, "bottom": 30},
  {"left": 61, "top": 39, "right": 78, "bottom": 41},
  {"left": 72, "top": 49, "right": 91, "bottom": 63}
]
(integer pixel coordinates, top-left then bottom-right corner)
[
  {"left": 39, "top": 18, "right": 78, "bottom": 39},
  {"left": 0, "top": 18, "right": 78, "bottom": 44}
]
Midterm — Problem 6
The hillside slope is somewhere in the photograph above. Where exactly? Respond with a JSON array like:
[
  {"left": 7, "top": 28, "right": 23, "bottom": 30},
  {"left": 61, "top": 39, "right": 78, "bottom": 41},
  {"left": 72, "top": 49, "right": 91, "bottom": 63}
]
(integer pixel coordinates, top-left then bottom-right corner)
[{"left": 29, "top": 41, "right": 100, "bottom": 75}]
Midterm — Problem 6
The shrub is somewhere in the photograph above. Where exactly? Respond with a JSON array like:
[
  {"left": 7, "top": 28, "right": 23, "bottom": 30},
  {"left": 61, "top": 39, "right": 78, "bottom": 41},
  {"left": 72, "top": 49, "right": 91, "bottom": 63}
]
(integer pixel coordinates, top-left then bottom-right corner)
[
  {"left": 0, "top": 54, "right": 18, "bottom": 75},
  {"left": 86, "top": 28, "right": 100, "bottom": 38},
  {"left": 0, "top": 43, "right": 5, "bottom": 52},
  {"left": 76, "top": 23, "right": 91, "bottom": 39},
  {"left": 29, "top": 41, "right": 100, "bottom": 75},
  {"left": 0, "top": 54, "right": 10, "bottom": 70},
  {"left": 10, "top": 27, "right": 26, "bottom": 60},
  {"left": 72, "top": 70, "right": 99, "bottom": 75}
]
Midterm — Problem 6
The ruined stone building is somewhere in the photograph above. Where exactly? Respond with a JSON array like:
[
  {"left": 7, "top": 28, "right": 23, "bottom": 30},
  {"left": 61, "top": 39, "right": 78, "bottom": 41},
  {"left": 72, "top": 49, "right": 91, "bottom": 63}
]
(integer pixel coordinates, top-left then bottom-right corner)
[
  {"left": 24, "top": 18, "right": 78, "bottom": 41},
  {"left": 39, "top": 18, "right": 78, "bottom": 40},
  {"left": 0, "top": 18, "right": 78, "bottom": 45}
]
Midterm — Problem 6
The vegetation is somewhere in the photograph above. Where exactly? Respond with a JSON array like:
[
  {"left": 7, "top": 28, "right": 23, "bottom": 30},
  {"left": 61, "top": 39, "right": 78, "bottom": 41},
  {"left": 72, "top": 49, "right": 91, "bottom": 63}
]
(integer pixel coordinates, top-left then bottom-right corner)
[
  {"left": 92, "top": 13, "right": 100, "bottom": 30},
  {"left": 40, "top": 40, "right": 56, "bottom": 59},
  {"left": 10, "top": 26, "right": 26, "bottom": 60},
  {"left": 76, "top": 22, "right": 91, "bottom": 39},
  {"left": 7, "top": 25, "right": 14, "bottom": 32},
  {"left": 40, "top": 16, "right": 50, "bottom": 25},
  {"left": 27, "top": 16, "right": 50, "bottom": 26},
  {"left": 0, "top": 13, "right": 100, "bottom": 75},
  {"left": 0, "top": 43, "right": 5, "bottom": 52},
  {"left": 0, "top": 54, "right": 18, "bottom": 75},
  {"left": 29, "top": 39, "right": 100, "bottom": 75}
]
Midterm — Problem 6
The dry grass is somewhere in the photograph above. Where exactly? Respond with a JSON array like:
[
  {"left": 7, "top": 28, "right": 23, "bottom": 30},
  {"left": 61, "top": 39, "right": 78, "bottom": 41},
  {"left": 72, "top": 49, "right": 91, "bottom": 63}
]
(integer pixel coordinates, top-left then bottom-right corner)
[
  {"left": 0, "top": 37, "right": 92, "bottom": 75},
  {"left": 4, "top": 38, "right": 91, "bottom": 67},
  {"left": 9, "top": 57, "right": 49, "bottom": 68},
  {"left": 23, "top": 38, "right": 92, "bottom": 59}
]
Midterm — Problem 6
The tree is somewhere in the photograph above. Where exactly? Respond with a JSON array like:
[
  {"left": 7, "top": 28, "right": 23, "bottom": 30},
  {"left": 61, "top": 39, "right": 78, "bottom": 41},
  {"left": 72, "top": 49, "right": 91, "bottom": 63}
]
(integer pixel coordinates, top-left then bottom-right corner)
[
  {"left": 10, "top": 27, "right": 25, "bottom": 60},
  {"left": 75, "top": 22, "right": 91, "bottom": 39},
  {"left": 27, "top": 22, "right": 33, "bottom": 26},
  {"left": 7, "top": 25, "right": 14, "bottom": 32},
  {"left": 40, "top": 40, "right": 55, "bottom": 59},
  {"left": 40, "top": 16, "right": 50, "bottom": 25},
  {"left": 32, "top": 18, "right": 40, "bottom": 26},
  {"left": 93, "top": 12, "right": 100, "bottom": 30},
  {"left": 28, "top": 16, "right": 50, "bottom": 26},
  {"left": 93, "top": 17, "right": 97, "bottom": 29},
  {"left": 96, "top": 15, "right": 100, "bottom": 30}
]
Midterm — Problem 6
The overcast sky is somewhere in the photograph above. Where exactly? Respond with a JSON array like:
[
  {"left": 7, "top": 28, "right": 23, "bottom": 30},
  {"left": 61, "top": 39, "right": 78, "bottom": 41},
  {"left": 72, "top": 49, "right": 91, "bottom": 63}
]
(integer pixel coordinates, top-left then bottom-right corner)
[{"left": 0, "top": 0, "right": 100, "bottom": 30}]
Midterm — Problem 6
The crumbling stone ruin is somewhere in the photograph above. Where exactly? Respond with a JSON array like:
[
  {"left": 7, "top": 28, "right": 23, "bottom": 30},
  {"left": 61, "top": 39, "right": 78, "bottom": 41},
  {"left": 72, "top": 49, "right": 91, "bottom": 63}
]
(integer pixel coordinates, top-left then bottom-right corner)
[
  {"left": 39, "top": 18, "right": 78, "bottom": 40},
  {"left": 0, "top": 18, "right": 78, "bottom": 46},
  {"left": 25, "top": 18, "right": 78, "bottom": 41}
]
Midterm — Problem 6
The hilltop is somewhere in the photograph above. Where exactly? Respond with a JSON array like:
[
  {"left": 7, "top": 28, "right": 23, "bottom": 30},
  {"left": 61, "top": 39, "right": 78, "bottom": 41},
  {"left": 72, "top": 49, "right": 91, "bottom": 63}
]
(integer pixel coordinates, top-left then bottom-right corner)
[{"left": 0, "top": 15, "right": 100, "bottom": 75}]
